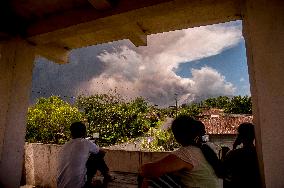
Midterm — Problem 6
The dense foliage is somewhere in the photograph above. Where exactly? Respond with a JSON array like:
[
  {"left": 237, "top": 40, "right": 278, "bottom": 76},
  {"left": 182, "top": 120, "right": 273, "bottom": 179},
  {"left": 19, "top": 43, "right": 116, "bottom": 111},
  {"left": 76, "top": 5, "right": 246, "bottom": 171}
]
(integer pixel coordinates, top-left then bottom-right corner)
[
  {"left": 203, "top": 95, "right": 252, "bottom": 114},
  {"left": 76, "top": 94, "right": 161, "bottom": 146},
  {"left": 224, "top": 96, "right": 252, "bottom": 114},
  {"left": 141, "top": 127, "right": 179, "bottom": 151},
  {"left": 203, "top": 96, "right": 230, "bottom": 109},
  {"left": 178, "top": 103, "right": 202, "bottom": 117},
  {"left": 26, "top": 94, "right": 252, "bottom": 147},
  {"left": 26, "top": 96, "right": 82, "bottom": 144}
]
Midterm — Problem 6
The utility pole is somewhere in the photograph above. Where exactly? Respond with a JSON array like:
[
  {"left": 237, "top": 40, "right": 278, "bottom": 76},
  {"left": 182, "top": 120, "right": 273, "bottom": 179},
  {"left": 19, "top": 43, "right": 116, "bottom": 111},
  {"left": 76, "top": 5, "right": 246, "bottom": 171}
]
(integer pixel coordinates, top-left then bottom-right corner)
[{"left": 175, "top": 93, "right": 178, "bottom": 117}]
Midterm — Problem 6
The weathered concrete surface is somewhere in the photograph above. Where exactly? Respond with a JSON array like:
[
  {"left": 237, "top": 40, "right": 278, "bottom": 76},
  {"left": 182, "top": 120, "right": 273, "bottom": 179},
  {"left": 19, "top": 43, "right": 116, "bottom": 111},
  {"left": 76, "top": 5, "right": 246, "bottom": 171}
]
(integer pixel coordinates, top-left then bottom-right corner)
[
  {"left": 23, "top": 135, "right": 235, "bottom": 188},
  {"left": 107, "top": 172, "right": 138, "bottom": 188},
  {"left": 28, "top": 0, "right": 242, "bottom": 64},
  {"left": 0, "top": 39, "right": 35, "bottom": 187},
  {"left": 242, "top": 0, "right": 284, "bottom": 187},
  {"left": 24, "top": 143, "right": 62, "bottom": 187},
  {"left": 24, "top": 143, "right": 169, "bottom": 187}
]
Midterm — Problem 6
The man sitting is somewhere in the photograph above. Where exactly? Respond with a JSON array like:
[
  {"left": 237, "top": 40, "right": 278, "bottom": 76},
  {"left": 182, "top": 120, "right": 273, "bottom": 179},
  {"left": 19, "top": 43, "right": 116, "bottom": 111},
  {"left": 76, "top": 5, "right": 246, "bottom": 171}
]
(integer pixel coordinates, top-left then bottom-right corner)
[{"left": 57, "top": 122, "right": 113, "bottom": 188}]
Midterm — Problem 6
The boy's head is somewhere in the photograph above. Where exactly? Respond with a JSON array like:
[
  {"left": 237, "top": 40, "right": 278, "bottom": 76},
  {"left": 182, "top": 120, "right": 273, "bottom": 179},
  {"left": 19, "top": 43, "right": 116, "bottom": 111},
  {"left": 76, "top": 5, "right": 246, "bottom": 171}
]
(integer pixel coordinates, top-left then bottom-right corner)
[
  {"left": 70, "top": 122, "right": 87, "bottom": 139},
  {"left": 238, "top": 123, "right": 255, "bottom": 142},
  {"left": 171, "top": 115, "right": 205, "bottom": 146},
  {"left": 236, "top": 122, "right": 255, "bottom": 145}
]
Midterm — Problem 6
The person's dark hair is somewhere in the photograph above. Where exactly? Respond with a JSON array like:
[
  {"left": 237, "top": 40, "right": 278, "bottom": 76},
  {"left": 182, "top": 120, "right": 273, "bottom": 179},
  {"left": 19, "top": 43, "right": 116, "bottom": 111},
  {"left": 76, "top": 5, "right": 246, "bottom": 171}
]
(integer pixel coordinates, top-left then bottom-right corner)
[
  {"left": 237, "top": 122, "right": 255, "bottom": 143},
  {"left": 171, "top": 115, "right": 205, "bottom": 146},
  {"left": 171, "top": 115, "right": 224, "bottom": 178},
  {"left": 70, "top": 122, "right": 87, "bottom": 138}
]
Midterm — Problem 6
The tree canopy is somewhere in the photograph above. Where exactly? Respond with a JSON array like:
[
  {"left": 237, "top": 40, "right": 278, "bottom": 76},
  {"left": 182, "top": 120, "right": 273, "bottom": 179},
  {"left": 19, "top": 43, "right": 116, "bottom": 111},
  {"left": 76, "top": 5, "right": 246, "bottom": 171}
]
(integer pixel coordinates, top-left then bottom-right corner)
[
  {"left": 76, "top": 94, "right": 159, "bottom": 146},
  {"left": 203, "top": 95, "right": 252, "bottom": 114},
  {"left": 26, "top": 95, "right": 252, "bottom": 145},
  {"left": 26, "top": 96, "right": 82, "bottom": 144}
]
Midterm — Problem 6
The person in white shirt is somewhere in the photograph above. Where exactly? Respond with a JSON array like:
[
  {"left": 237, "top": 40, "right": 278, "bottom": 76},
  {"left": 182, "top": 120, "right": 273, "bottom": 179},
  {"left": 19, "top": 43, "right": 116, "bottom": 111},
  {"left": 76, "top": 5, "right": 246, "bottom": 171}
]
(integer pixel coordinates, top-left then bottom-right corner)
[{"left": 57, "top": 122, "right": 113, "bottom": 188}]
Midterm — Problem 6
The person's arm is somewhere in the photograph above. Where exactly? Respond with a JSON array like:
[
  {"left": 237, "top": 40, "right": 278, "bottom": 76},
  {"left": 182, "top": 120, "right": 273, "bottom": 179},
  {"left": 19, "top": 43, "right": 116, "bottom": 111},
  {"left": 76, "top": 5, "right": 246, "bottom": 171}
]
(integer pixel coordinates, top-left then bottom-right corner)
[
  {"left": 233, "top": 135, "right": 242, "bottom": 150},
  {"left": 87, "top": 140, "right": 100, "bottom": 154},
  {"left": 139, "top": 154, "right": 193, "bottom": 178}
]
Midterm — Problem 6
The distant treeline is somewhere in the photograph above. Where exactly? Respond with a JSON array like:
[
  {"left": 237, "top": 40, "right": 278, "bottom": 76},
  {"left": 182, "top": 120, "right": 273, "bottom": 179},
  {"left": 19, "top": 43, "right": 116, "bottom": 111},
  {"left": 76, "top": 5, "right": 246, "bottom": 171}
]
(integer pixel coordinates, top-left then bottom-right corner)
[
  {"left": 26, "top": 94, "right": 251, "bottom": 145},
  {"left": 200, "top": 95, "right": 252, "bottom": 114}
]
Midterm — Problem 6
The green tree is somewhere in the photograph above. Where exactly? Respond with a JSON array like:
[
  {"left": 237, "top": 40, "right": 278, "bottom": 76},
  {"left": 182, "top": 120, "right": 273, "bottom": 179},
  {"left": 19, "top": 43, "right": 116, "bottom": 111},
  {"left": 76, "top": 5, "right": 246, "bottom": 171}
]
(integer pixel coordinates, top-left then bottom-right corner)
[
  {"left": 178, "top": 103, "right": 202, "bottom": 117},
  {"left": 224, "top": 95, "right": 252, "bottom": 114},
  {"left": 215, "top": 96, "right": 230, "bottom": 109},
  {"left": 204, "top": 97, "right": 217, "bottom": 108},
  {"left": 141, "top": 128, "right": 179, "bottom": 151},
  {"left": 76, "top": 94, "right": 155, "bottom": 146},
  {"left": 204, "top": 96, "right": 230, "bottom": 109},
  {"left": 26, "top": 96, "right": 82, "bottom": 144}
]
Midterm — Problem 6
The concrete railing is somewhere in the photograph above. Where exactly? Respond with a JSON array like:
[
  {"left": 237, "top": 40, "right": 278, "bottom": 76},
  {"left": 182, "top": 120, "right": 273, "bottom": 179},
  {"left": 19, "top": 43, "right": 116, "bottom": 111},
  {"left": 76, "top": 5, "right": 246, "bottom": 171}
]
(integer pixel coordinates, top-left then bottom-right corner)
[
  {"left": 22, "top": 134, "right": 236, "bottom": 187},
  {"left": 23, "top": 143, "right": 169, "bottom": 187},
  {"left": 24, "top": 143, "right": 62, "bottom": 187}
]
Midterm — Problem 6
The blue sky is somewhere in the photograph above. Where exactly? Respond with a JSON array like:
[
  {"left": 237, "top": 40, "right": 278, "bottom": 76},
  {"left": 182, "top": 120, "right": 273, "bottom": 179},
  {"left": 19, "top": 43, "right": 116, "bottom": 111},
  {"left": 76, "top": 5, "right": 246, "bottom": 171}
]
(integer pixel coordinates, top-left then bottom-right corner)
[
  {"left": 31, "top": 20, "right": 250, "bottom": 107},
  {"left": 176, "top": 41, "right": 249, "bottom": 96}
]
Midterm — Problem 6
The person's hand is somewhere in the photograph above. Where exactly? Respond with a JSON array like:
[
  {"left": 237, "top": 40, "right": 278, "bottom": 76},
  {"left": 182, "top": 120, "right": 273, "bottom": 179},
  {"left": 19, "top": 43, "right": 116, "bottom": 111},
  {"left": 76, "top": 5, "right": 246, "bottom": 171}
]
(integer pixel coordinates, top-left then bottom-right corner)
[{"left": 233, "top": 136, "right": 242, "bottom": 149}]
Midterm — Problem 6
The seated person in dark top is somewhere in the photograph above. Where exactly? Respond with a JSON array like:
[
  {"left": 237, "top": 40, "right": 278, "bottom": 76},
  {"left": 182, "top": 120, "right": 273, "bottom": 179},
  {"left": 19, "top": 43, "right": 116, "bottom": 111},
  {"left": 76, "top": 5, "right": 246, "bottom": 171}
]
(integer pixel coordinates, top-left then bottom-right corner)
[{"left": 224, "top": 122, "right": 261, "bottom": 188}]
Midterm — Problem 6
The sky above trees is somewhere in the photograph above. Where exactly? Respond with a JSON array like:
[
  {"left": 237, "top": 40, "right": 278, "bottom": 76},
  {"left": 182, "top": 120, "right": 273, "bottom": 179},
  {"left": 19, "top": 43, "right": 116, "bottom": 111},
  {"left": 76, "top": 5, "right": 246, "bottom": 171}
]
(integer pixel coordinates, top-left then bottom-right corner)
[{"left": 31, "top": 20, "right": 250, "bottom": 107}]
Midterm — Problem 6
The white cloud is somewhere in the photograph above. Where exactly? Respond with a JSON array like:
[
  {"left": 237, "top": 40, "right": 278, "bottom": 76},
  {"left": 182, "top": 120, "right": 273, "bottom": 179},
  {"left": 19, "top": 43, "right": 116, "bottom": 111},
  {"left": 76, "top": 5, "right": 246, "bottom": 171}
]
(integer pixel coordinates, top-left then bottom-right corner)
[
  {"left": 190, "top": 67, "right": 235, "bottom": 97},
  {"left": 77, "top": 22, "right": 242, "bottom": 106}
]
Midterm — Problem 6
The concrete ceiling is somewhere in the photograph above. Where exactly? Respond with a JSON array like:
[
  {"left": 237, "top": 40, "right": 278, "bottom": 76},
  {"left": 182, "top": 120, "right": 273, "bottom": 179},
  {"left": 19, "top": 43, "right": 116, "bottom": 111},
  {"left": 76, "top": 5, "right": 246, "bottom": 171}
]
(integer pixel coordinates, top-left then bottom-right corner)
[
  {"left": 0, "top": 0, "right": 171, "bottom": 39},
  {"left": 0, "top": 0, "right": 242, "bottom": 64}
]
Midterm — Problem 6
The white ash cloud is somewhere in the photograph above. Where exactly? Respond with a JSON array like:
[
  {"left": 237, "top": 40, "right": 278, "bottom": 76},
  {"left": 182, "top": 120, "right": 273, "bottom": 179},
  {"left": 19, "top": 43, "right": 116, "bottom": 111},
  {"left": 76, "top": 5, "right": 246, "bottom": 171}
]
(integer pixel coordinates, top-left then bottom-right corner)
[{"left": 77, "top": 22, "right": 241, "bottom": 106}]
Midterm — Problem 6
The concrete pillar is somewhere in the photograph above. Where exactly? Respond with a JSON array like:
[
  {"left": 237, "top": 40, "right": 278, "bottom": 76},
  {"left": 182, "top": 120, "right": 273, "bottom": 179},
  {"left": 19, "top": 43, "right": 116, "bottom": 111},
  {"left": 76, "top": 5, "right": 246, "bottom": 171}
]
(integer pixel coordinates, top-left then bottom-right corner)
[
  {"left": 242, "top": 0, "right": 284, "bottom": 187},
  {"left": 0, "top": 39, "right": 35, "bottom": 187}
]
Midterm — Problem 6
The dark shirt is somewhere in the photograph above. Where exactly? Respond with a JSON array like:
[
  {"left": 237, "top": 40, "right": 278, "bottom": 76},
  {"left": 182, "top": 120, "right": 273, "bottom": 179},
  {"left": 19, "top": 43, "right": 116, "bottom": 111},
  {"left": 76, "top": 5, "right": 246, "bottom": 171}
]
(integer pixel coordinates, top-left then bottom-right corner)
[{"left": 224, "top": 146, "right": 261, "bottom": 188}]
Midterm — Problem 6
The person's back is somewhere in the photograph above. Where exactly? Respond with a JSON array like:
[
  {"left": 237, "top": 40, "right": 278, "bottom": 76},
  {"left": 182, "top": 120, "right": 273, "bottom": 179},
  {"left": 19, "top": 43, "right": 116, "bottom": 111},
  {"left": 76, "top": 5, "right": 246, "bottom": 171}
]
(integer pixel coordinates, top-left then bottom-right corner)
[
  {"left": 224, "top": 123, "right": 261, "bottom": 188},
  {"left": 57, "top": 122, "right": 100, "bottom": 188},
  {"left": 224, "top": 146, "right": 260, "bottom": 188},
  {"left": 57, "top": 138, "right": 99, "bottom": 188},
  {"left": 173, "top": 145, "right": 219, "bottom": 188}
]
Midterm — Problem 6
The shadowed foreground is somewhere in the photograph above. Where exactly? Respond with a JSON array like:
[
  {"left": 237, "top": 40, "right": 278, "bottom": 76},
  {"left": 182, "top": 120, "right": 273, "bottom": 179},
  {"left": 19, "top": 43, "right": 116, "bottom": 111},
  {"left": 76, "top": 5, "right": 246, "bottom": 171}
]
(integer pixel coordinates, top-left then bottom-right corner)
[{"left": 21, "top": 171, "right": 138, "bottom": 188}]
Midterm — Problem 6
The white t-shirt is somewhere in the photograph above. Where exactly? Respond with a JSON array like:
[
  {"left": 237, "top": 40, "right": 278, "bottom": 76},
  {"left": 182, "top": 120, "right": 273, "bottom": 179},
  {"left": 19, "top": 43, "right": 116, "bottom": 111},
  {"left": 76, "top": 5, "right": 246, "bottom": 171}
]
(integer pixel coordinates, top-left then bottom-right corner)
[
  {"left": 57, "top": 138, "right": 100, "bottom": 188},
  {"left": 173, "top": 146, "right": 220, "bottom": 188}
]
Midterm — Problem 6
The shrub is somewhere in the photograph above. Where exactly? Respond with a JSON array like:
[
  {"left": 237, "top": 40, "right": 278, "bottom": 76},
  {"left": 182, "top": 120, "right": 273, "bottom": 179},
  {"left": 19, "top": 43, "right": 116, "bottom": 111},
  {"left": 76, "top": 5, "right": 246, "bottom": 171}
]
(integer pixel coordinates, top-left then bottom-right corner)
[
  {"left": 26, "top": 96, "right": 82, "bottom": 144},
  {"left": 141, "top": 127, "right": 179, "bottom": 151},
  {"left": 76, "top": 94, "right": 159, "bottom": 146}
]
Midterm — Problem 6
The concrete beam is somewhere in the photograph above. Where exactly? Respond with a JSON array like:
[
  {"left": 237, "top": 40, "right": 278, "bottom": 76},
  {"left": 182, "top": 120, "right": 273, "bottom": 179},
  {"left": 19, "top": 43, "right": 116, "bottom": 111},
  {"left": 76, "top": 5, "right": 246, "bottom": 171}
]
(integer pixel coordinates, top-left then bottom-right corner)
[
  {"left": 28, "top": 0, "right": 241, "bottom": 49},
  {"left": 127, "top": 23, "right": 147, "bottom": 47},
  {"left": 128, "top": 33, "right": 147, "bottom": 47},
  {"left": 26, "top": 0, "right": 173, "bottom": 37},
  {"left": 88, "top": 0, "right": 113, "bottom": 10},
  {"left": 0, "top": 32, "right": 12, "bottom": 41},
  {"left": 0, "top": 39, "right": 35, "bottom": 187},
  {"left": 35, "top": 43, "right": 70, "bottom": 64}
]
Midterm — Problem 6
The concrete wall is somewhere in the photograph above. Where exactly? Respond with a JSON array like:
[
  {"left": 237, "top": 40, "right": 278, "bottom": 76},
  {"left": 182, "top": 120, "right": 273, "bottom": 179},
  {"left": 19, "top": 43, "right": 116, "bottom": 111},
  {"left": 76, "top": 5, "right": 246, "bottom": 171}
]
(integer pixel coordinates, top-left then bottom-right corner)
[
  {"left": 242, "top": 0, "right": 284, "bottom": 187},
  {"left": 24, "top": 143, "right": 169, "bottom": 187},
  {"left": 209, "top": 134, "right": 236, "bottom": 149},
  {"left": 24, "top": 135, "right": 236, "bottom": 187},
  {"left": 24, "top": 143, "right": 62, "bottom": 187}
]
